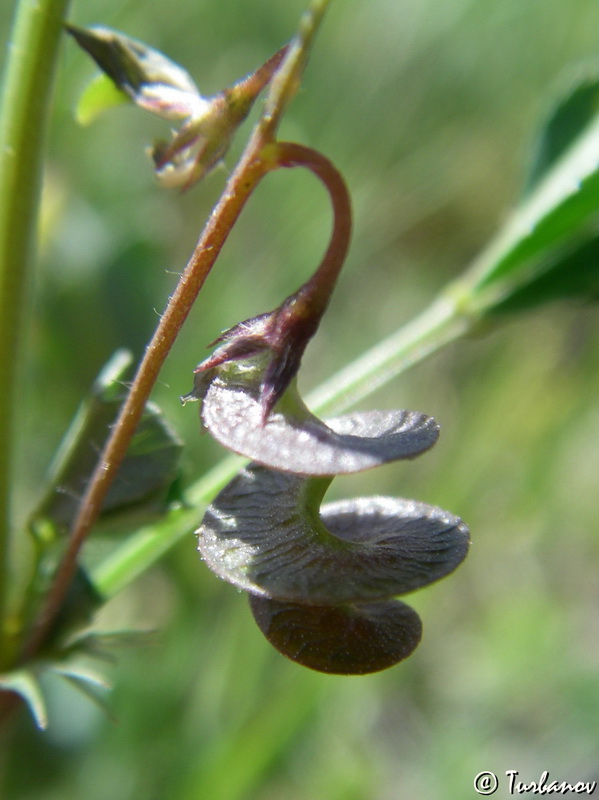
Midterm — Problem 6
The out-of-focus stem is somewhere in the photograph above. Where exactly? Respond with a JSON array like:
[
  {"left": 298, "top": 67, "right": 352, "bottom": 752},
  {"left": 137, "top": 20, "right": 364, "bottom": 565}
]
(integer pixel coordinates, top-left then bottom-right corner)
[
  {"left": 0, "top": 0, "right": 72, "bottom": 669},
  {"left": 307, "top": 294, "right": 471, "bottom": 416}
]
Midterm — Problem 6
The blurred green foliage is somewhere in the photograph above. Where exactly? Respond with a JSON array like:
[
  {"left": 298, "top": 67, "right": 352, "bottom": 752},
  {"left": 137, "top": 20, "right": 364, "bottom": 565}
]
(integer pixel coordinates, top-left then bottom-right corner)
[{"left": 2, "top": 0, "right": 599, "bottom": 797}]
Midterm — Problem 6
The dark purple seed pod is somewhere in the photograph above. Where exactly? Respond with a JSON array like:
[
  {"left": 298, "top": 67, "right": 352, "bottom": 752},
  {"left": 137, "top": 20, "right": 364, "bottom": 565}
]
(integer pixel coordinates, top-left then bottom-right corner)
[
  {"left": 187, "top": 362, "right": 469, "bottom": 674},
  {"left": 198, "top": 464, "right": 469, "bottom": 605},
  {"left": 196, "top": 373, "right": 439, "bottom": 476},
  {"left": 248, "top": 595, "right": 423, "bottom": 675}
]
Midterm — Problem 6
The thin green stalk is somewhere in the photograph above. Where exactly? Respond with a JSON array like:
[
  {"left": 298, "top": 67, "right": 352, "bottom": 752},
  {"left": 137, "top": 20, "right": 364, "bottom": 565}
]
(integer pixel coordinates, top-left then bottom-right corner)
[
  {"left": 306, "top": 293, "right": 471, "bottom": 415},
  {"left": 261, "top": 0, "right": 331, "bottom": 141},
  {"left": 0, "top": 0, "right": 72, "bottom": 666},
  {"left": 93, "top": 291, "right": 471, "bottom": 598}
]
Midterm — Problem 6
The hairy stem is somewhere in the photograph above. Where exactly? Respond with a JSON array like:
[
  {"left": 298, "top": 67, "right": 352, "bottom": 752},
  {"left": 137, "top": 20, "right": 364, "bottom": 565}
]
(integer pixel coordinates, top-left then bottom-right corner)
[
  {"left": 0, "top": 0, "right": 72, "bottom": 667},
  {"left": 21, "top": 146, "right": 271, "bottom": 660},
  {"left": 21, "top": 0, "right": 331, "bottom": 663}
]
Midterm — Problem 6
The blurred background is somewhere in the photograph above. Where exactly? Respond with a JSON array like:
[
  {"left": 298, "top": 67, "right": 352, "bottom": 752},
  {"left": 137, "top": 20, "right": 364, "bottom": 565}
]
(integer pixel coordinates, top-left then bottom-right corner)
[{"left": 2, "top": 0, "right": 599, "bottom": 797}]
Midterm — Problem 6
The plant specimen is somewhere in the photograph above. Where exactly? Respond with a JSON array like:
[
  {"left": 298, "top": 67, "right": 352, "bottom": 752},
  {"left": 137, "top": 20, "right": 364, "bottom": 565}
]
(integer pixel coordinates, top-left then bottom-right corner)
[{"left": 2, "top": 0, "right": 599, "bottom": 727}]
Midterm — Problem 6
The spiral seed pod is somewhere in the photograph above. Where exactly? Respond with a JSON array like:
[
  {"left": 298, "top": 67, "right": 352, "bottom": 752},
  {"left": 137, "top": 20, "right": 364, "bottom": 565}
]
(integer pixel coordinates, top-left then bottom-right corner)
[
  {"left": 193, "top": 370, "right": 470, "bottom": 674},
  {"left": 183, "top": 364, "right": 440, "bottom": 476},
  {"left": 199, "top": 465, "right": 469, "bottom": 604},
  {"left": 177, "top": 128, "right": 470, "bottom": 672}
]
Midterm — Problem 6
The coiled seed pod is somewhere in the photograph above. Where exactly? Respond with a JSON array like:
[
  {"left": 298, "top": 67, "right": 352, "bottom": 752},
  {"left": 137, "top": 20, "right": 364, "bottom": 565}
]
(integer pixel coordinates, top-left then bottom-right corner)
[{"left": 191, "top": 371, "right": 470, "bottom": 674}]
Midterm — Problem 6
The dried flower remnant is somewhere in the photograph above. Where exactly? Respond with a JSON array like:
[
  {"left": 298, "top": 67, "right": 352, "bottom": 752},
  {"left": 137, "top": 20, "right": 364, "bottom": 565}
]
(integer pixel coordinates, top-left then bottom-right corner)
[{"left": 67, "top": 25, "right": 288, "bottom": 189}]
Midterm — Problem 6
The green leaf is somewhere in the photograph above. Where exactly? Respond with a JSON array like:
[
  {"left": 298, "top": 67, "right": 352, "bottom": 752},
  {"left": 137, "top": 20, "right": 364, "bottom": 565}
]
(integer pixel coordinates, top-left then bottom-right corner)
[
  {"left": 524, "top": 68, "right": 599, "bottom": 195},
  {"left": 50, "top": 660, "right": 112, "bottom": 690},
  {"left": 29, "top": 349, "right": 183, "bottom": 536},
  {"left": 50, "top": 658, "right": 114, "bottom": 719},
  {"left": 463, "top": 79, "right": 599, "bottom": 302},
  {"left": 75, "top": 72, "right": 130, "bottom": 125},
  {"left": 67, "top": 628, "right": 157, "bottom": 657},
  {"left": 0, "top": 669, "right": 48, "bottom": 729},
  {"left": 488, "top": 229, "right": 599, "bottom": 313},
  {"left": 56, "top": 672, "right": 115, "bottom": 719},
  {"left": 0, "top": 655, "right": 116, "bottom": 729},
  {"left": 66, "top": 24, "right": 204, "bottom": 121}
]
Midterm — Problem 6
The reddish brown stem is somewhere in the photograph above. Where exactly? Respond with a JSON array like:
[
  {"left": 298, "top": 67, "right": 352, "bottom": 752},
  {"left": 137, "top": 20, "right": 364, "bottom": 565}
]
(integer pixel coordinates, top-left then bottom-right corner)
[
  {"left": 20, "top": 144, "right": 274, "bottom": 662},
  {"left": 1, "top": 2, "right": 333, "bottom": 729},
  {"left": 274, "top": 141, "right": 352, "bottom": 315},
  {"left": 20, "top": 140, "right": 350, "bottom": 663},
  {"left": 191, "top": 140, "right": 352, "bottom": 420}
]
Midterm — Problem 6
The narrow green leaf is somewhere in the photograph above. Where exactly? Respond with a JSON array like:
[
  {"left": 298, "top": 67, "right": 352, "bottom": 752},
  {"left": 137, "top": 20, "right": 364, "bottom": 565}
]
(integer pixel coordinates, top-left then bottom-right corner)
[
  {"left": 75, "top": 72, "right": 130, "bottom": 125},
  {"left": 29, "top": 350, "right": 183, "bottom": 535},
  {"left": 488, "top": 230, "right": 599, "bottom": 313},
  {"left": 524, "top": 69, "right": 599, "bottom": 195},
  {"left": 0, "top": 669, "right": 48, "bottom": 729},
  {"left": 50, "top": 660, "right": 112, "bottom": 690},
  {"left": 69, "top": 628, "right": 157, "bottom": 656},
  {"left": 465, "top": 106, "right": 599, "bottom": 296},
  {"left": 55, "top": 672, "right": 115, "bottom": 721}
]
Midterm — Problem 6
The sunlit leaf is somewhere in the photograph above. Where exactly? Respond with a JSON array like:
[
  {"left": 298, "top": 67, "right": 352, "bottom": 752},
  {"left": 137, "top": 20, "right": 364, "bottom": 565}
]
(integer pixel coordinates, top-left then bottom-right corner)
[
  {"left": 0, "top": 670, "right": 48, "bottom": 729},
  {"left": 464, "top": 88, "right": 599, "bottom": 300},
  {"left": 75, "top": 72, "right": 130, "bottom": 125},
  {"left": 524, "top": 69, "right": 599, "bottom": 195},
  {"left": 489, "top": 230, "right": 599, "bottom": 313}
]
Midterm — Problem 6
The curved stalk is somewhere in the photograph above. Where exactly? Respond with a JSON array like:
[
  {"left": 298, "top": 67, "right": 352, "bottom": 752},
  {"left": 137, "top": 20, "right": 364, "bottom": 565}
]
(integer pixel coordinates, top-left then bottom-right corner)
[
  {"left": 275, "top": 141, "right": 352, "bottom": 310},
  {"left": 192, "top": 140, "right": 351, "bottom": 418},
  {"left": 21, "top": 0, "right": 332, "bottom": 663}
]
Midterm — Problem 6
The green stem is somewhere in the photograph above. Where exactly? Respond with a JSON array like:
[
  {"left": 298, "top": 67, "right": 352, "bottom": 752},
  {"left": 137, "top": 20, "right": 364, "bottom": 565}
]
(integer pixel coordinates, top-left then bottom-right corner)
[
  {"left": 93, "top": 291, "right": 471, "bottom": 599},
  {"left": 261, "top": 0, "right": 331, "bottom": 141},
  {"left": 306, "top": 294, "right": 471, "bottom": 415},
  {"left": 0, "top": 0, "right": 72, "bottom": 666}
]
